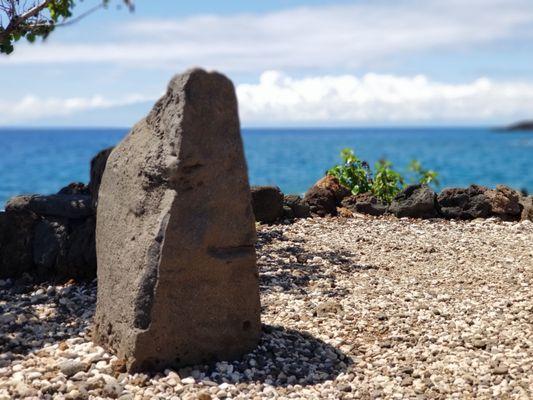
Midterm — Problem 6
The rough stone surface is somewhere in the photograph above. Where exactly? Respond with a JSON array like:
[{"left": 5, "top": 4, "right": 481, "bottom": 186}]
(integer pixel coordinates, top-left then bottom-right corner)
[
  {"left": 438, "top": 185, "right": 492, "bottom": 219},
  {"left": 58, "top": 360, "right": 89, "bottom": 377},
  {"left": 60, "top": 217, "right": 96, "bottom": 279},
  {"left": 29, "top": 216, "right": 97, "bottom": 279},
  {"left": 304, "top": 175, "right": 350, "bottom": 217},
  {"left": 341, "top": 192, "right": 388, "bottom": 216},
  {"left": 284, "top": 195, "right": 311, "bottom": 219},
  {"left": 94, "top": 69, "right": 261, "bottom": 372},
  {"left": 58, "top": 182, "right": 90, "bottom": 196},
  {"left": 282, "top": 204, "right": 295, "bottom": 220},
  {"left": 0, "top": 206, "right": 96, "bottom": 280},
  {"left": 32, "top": 217, "right": 68, "bottom": 272},
  {"left": 250, "top": 186, "right": 284, "bottom": 223},
  {"left": 0, "top": 211, "right": 37, "bottom": 278},
  {"left": 5, "top": 194, "right": 93, "bottom": 219},
  {"left": 315, "top": 175, "right": 351, "bottom": 203},
  {"left": 89, "top": 147, "right": 114, "bottom": 209},
  {"left": 389, "top": 184, "right": 439, "bottom": 219},
  {"left": 520, "top": 195, "right": 533, "bottom": 221},
  {"left": 484, "top": 185, "right": 522, "bottom": 220},
  {"left": 304, "top": 186, "right": 337, "bottom": 217}
]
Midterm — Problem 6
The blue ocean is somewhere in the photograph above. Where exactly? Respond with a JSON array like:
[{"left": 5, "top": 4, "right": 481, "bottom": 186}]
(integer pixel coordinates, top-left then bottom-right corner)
[{"left": 0, "top": 127, "right": 532, "bottom": 207}]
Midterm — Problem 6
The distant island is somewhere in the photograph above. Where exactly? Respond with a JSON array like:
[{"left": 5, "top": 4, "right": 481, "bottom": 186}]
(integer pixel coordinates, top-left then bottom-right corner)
[{"left": 499, "top": 120, "right": 533, "bottom": 131}]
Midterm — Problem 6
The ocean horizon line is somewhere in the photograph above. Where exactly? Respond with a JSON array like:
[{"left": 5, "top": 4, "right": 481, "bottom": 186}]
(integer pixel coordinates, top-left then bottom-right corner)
[{"left": 0, "top": 125, "right": 504, "bottom": 131}]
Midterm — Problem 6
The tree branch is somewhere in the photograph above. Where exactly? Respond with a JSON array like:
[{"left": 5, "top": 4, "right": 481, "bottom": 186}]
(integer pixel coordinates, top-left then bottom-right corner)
[
  {"left": 1, "top": 0, "right": 134, "bottom": 53},
  {"left": 14, "top": 0, "right": 51, "bottom": 22},
  {"left": 1, "top": 0, "right": 52, "bottom": 42},
  {"left": 56, "top": 3, "right": 104, "bottom": 27}
]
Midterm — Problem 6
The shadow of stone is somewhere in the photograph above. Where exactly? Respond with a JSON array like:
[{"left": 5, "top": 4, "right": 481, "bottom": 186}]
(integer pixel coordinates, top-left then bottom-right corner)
[
  {"left": 256, "top": 229, "right": 372, "bottom": 296},
  {"left": 184, "top": 324, "right": 352, "bottom": 387},
  {"left": 2, "top": 228, "right": 355, "bottom": 385},
  {"left": 1, "top": 282, "right": 352, "bottom": 387},
  {"left": 0, "top": 281, "right": 95, "bottom": 359}
]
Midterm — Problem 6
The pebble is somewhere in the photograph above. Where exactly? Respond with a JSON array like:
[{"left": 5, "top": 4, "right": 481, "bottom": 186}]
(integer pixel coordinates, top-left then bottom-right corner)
[
  {"left": 103, "top": 382, "right": 123, "bottom": 398},
  {"left": 493, "top": 366, "right": 509, "bottom": 375},
  {"left": 59, "top": 360, "right": 88, "bottom": 377},
  {"left": 0, "top": 217, "right": 531, "bottom": 398}
]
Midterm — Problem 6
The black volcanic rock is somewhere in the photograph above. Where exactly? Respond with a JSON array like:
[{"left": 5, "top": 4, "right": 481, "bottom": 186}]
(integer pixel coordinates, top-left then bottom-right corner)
[
  {"left": 438, "top": 185, "right": 492, "bottom": 219},
  {"left": 341, "top": 192, "right": 388, "bottom": 216},
  {"left": 0, "top": 210, "right": 38, "bottom": 278},
  {"left": 389, "top": 184, "right": 439, "bottom": 219},
  {"left": 284, "top": 195, "right": 311, "bottom": 219},
  {"left": 251, "top": 186, "right": 284, "bottom": 223},
  {"left": 6, "top": 194, "right": 93, "bottom": 219}
]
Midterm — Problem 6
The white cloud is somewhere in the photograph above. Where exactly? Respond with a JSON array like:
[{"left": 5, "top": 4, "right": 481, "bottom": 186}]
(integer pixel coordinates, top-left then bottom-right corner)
[
  {"left": 2, "top": 0, "right": 533, "bottom": 71},
  {"left": 238, "top": 71, "right": 533, "bottom": 124},
  {"left": 0, "top": 94, "right": 153, "bottom": 123},
  {"left": 3, "top": 72, "right": 533, "bottom": 125}
]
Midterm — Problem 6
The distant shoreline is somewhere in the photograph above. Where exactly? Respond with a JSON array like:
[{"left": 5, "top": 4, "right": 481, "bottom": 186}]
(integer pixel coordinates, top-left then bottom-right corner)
[{"left": 496, "top": 121, "right": 533, "bottom": 132}]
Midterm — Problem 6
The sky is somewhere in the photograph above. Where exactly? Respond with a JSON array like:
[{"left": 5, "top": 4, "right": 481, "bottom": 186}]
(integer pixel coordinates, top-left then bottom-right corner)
[{"left": 2, "top": 0, "right": 533, "bottom": 127}]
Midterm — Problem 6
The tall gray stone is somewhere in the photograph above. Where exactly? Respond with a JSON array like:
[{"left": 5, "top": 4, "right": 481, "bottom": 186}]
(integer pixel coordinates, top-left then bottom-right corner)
[{"left": 93, "top": 69, "right": 261, "bottom": 372}]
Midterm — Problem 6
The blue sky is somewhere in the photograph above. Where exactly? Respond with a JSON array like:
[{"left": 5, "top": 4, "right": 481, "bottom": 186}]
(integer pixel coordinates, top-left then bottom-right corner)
[{"left": 2, "top": 0, "right": 533, "bottom": 127}]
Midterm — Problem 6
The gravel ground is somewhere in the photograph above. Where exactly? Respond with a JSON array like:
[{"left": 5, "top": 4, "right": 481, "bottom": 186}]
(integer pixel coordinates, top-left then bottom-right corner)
[{"left": 0, "top": 215, "right": 532, "bottom": 399}]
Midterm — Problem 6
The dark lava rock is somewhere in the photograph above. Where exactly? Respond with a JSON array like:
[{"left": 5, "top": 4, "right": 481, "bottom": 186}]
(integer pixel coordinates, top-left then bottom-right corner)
[
  {"left": 0, "top": 211, "right": 38, "bottom": 278},
  {"left": 33, "top": 217, "right": 69, "bottom": 272},
  {"left": 484, "top": 185, "right": 522, "bottom": 221},
  {"left": 341, "top": 192, "right": 388, "bottom": 216},
  {"left": 438, "top": 185, "right": 492, "bottom": 220},
  {"left": 2, "top": 191, "right": 96, "bottom": 279},
  {"left": 5, "top": 194, "right": 93, "bottom": 219},
  {"left": 282, "top": 205, "right": 295, "bottom": 220},
  {"left": 89, "top": 147, "right": 114, "bottom": 209},
  {"left": 303, "top": 175, "right": 350, "bottom": 217},
  {"left": 32, "top": 216, "right": 96, "bottom": 279},
  {"left": 304, "top": 186, "right": 337, "bottom": 217},
  {"left": 389, "top": 184, "right": 439, "bottom": 219},
  {"left": 439, "top": 185, "right": 522, "bottom": 221},
  {"left": 284, "top": 195, "right": 311, "bottom": 219},
  {"left": 58, "top": 182, "right": 90, "bottom": 195},
  {"left": 58, "top": 217, "right": 97, "bottom": 279},
  {"left": 251, "top": 186, "right": 284, "bottom": 223},
  {"left": 0, "top": 148, "right": 105, "bottom": 280}
]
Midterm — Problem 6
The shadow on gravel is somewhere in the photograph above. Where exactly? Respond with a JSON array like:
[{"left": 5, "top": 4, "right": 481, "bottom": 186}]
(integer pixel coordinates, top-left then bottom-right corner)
[
  {"left": 0, "top": 281, "right": 94, "bottom": 358},
  {"left": 1, "top": 284, "right": 351, "bottom": 387},
  {"left": 256, "top": 229, "right": 373, "bottom": 295},
  {"left": 2, "top": 230, "right": 353, "bottom": 384},
  {"left": 184, "top": 324, "right": 353, "bottom": 387}
]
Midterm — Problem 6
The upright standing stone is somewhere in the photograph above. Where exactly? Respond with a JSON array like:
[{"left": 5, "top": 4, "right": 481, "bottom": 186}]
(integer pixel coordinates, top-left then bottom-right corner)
[{"left": 94, "top": 69, "right": 261, "bottom": 371}]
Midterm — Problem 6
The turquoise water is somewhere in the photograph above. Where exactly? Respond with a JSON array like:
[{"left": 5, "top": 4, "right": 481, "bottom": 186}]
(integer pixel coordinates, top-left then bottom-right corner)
[{"left": 0, "top": 127, "right": 531, "bottom": 207}]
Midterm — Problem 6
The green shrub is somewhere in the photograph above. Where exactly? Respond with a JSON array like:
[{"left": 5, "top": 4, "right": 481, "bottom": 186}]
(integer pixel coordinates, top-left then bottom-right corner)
[
  {"left": 327, "top": 149, "right": 372, "bottom": 195},
  {"left": 372, "top": 160, "right": 404, "bottom": 203},
  {"left": 408, "top": 160, "right": 440, "bottom": 186},
  {"left": 327, "top": 148, "right": 439, "bottom": 204}
]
